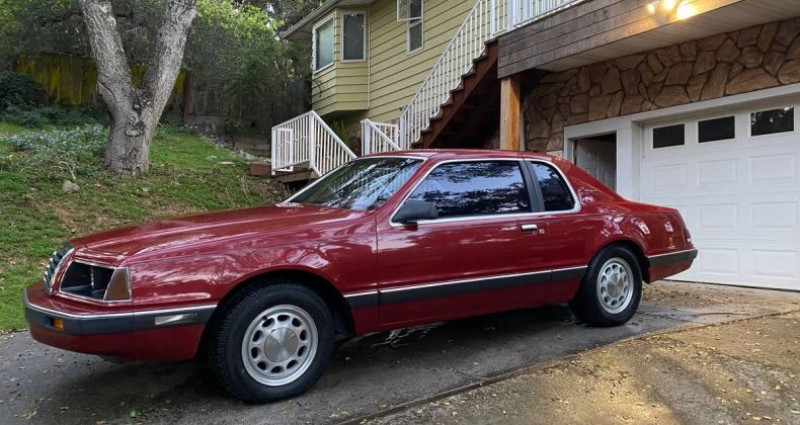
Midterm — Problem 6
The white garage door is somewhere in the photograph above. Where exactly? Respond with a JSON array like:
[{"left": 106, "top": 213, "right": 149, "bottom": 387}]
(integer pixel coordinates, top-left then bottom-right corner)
[{"left": 641, "top": 100, "right": 800, "bottom": 290}]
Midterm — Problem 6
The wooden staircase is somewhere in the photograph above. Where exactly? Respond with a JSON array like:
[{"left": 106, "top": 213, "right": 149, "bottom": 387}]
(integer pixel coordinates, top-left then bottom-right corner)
[{"left": 416, "top": 40, "right": 500, "bottom": 149}]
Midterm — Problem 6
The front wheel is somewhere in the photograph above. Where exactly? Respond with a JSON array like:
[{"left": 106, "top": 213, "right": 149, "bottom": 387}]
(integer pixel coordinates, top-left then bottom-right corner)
[
  {"left": 207, "top": 283, "right": 335, "bottom": 403},
  {"left": 569, "top": 246, "right": 643, "bottom": 327}
]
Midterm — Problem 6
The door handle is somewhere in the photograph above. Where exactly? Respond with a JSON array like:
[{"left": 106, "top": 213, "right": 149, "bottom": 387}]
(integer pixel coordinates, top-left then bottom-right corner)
[{"left": 520, "top": 224, "right": 539, "bottom": 232}]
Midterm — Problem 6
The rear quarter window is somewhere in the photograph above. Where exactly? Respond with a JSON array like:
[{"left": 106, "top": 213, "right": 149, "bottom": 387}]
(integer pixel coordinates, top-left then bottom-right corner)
[{"left": 531, "top": 163, "right": 575, "bottom": 212}]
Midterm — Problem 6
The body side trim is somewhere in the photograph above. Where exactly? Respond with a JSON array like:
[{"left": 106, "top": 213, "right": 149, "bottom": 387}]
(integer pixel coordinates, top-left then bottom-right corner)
[
  {"left": 647, "top": 248, "right": 698, "bottom": 267},
  {"left": 344, "top": 266, "right": 588, "bottom": 309}
]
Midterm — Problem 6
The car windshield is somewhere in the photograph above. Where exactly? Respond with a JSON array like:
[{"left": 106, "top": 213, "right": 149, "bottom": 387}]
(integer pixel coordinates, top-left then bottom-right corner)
[{"left": 289, "top": 157, "right": 423, "bottom": 211}]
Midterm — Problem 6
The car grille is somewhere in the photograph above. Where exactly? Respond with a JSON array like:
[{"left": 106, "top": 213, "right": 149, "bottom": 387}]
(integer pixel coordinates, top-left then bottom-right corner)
[{"left": 43, "top": 241, "right": 73, "bottom": 294}]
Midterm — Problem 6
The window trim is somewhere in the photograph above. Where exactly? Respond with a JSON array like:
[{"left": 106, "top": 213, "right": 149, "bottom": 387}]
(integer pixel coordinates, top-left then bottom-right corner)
[
  {"left": 405, "top": 0, "right": 424, "bottom": 54},
  {"left": 748, "top": 105, "right": 796, "bottom": 138},
  {"left": 340, "top": 10, "right": 367, "bottom": 63},
  {"left": 312, "top": 14, "right": 336, "bottom": 73},
  {"left": 389, "top": 158, "right": 580, "bottom": 227}
]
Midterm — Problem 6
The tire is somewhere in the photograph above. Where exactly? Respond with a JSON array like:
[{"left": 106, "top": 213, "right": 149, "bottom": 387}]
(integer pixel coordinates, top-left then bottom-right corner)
[
  {"left": 569, "top": 246, "right": 643, "bottom": 327},
  {"left": 207, "top": 282, "right": 335, "bottom": 403}
]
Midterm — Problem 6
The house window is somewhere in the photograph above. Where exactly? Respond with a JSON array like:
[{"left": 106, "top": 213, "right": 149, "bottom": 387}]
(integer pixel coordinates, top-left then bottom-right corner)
[
  {"left": 342, "top": 12, "right": 366, "bottom": 61},
  {"left": 699, "top": 116, "right": 735, "bottom": 143},
  {"left": 653, "top": 124, "right": 685, "bottom": 148},
  {"left": 751, "top": 107, "right": 794, "bottom": 136},
  {"left": 406, "top": 0, "right": 423, "bottom": 53},
  {"left": 313, "top": 17, "right": 334, "bottom": 71}
]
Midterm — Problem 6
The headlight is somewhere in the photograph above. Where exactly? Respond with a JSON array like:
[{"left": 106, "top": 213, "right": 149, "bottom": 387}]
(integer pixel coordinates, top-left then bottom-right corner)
[
  {"left": 59, "top": 262, "right": 132, "bottom": 302},
  {"left": 43, "top": 241, "right": 73, "bottom": 294}
]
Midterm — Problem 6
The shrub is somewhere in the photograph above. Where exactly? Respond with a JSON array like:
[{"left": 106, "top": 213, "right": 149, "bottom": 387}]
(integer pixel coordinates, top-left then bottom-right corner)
[
  {"left": 2, "top": 125, "right": 107, "bottom": 178},
  {"left": 0, "top": 71, "right": 46, "bottom": 109},
  {"left": 0, "top": 104, "right": 102, "bottom": 128}
]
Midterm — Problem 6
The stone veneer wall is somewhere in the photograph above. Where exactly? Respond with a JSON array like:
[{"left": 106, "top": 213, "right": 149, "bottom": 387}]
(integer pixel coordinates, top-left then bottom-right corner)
[{"left": 524, "top": 18, "right": 800, "bottom": 152}]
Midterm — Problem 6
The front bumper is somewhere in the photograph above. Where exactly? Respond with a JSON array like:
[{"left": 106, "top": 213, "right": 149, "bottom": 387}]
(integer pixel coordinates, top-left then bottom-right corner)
[{"left": 24, "top": 283, "right": 216, "bottom": 362}]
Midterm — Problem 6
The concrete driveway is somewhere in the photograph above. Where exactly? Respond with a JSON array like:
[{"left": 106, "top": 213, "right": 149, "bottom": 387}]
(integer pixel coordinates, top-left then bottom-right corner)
[{"left": 1, "top": 281, "right": 798, "bottom": 425}]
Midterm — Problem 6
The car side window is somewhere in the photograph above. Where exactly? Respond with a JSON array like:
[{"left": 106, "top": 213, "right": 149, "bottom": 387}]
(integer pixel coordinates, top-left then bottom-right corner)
[
  {"left": 531, "top": 162, "right": 575, "bottom": 212},
  {"left": 407, "top": 161, "right": 530, "bottom": 219}
]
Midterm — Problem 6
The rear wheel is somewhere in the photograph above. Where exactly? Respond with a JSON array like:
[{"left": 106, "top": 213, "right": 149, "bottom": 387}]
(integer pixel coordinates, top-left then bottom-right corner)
[
  {"left": 569, "top": 246, "right": 642, "bottom": 327},
  {"left": 207, "top": 283, "right": 335, "bottom": 403}
]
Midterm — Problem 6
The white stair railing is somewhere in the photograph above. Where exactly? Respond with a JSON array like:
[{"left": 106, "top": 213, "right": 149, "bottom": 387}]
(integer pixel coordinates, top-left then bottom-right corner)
[
  {"left": 271, "top": 111, "right": 356, "bottom": 176},
  {"left": 397, "top": 0, "right": 582, "bottom": 148},
  {"left": 361, "top": 119, "right": 400, "bottom": 155}
]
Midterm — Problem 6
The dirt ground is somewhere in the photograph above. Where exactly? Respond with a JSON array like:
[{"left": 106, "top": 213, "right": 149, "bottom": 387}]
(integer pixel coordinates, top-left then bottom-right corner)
[{"left": 363, "top": 308, "right": 800, "bottom": 425}]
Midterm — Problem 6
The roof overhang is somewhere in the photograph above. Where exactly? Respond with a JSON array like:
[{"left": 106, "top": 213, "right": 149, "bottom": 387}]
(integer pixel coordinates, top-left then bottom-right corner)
[
  {"left": 282, "top": 0, "right": 375, "bottom": 42},
  {"left": 499, "top": 0, "right": 800, "bottom": 77}
]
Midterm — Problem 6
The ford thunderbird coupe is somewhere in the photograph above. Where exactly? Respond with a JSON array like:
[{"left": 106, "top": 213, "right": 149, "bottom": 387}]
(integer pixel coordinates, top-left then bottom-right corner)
[{"left": 24, "top": 150, "right": 697, "bottom": 402}]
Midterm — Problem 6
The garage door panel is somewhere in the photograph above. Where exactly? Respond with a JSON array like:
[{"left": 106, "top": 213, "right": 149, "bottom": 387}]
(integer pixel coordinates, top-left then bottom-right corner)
[
  {"left": 752, "top": 248, "right": 799, "bottom": 281},
  {"left": 642, "top": 102, "right": 800, "bottom": 290},
  {"left": 649, "top": 163, "right": 688, "bottom": 191},
  {"left": 697, "top": 158, "right": 739, "bottom": 187}
]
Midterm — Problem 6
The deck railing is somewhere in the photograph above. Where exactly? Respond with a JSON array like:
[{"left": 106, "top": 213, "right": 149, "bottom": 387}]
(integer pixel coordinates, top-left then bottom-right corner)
[
  {"left": 271, "top": 111, "right": 356, "bottom": 176},
  {"left": 397, "top": 0, "right": 582, "bottom": 148},
  {"left": 361, "top": 119, "right": 401, "bottom": 155},
  {"left": 272, "top": 0, "right": 582, "bottom": 176}
]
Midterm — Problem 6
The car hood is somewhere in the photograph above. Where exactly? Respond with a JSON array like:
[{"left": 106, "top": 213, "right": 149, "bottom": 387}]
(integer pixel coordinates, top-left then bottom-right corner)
[{"left": 75, "top": 203, "right": 369, "bottom": 259}]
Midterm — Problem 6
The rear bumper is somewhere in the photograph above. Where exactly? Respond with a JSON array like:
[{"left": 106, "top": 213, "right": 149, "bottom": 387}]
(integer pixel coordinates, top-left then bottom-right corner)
[
  {"left": 24, "top": 283, "right": 215, "bottom": 362},
  {"left": 647, "top": 248, "right": 698, "bottom": 282}
]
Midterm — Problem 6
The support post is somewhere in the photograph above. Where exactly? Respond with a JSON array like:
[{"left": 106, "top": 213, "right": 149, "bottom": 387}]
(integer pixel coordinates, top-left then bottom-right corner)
[{"left": 500, "top": 75, "right": 522, "bottom": 151}]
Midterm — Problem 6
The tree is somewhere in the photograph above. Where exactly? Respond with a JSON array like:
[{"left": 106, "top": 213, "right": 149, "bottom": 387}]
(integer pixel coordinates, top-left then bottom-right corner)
[
  {"left": 235, "top": 0, "right": 320, "bottom": 29},
  {"left": 78, "top": 0, "right": 196, "bottom": 176}
]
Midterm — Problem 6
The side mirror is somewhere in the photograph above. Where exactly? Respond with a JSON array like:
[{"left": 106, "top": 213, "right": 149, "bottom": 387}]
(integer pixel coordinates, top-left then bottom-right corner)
[{"left": 394, "top": 200, "right": 439, "bottom": 224}]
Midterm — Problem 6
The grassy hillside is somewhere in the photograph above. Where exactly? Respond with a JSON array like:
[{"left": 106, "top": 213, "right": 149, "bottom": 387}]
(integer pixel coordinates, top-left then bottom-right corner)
[{"left": 0, "top": 123, "right": 281, "bottom": 331}]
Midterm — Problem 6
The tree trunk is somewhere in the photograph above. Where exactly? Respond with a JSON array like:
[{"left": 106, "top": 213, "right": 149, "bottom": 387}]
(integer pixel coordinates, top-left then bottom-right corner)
[{"left": 78, "top": 0, "right": 196, "bottom": 177}]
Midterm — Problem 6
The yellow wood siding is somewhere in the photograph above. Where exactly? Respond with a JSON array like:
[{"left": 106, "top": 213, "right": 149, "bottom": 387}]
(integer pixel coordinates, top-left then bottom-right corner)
[
  {"left": 367, "top": 0, "right": 473, "bottom": 122},
  {"left": 310, "top": 0, "right": 473, "bottom": 123},
  {"left": 312, "top": 9, "right": 370, "bottom": 116}
]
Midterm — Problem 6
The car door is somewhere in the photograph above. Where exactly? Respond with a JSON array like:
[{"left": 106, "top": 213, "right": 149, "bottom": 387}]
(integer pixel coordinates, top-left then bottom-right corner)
[
  {"left": 375, "top": 159, "right": 550, "bottom": 328},
  {"left": 527, "top": 161, "right": 597, "bottom": 300}
]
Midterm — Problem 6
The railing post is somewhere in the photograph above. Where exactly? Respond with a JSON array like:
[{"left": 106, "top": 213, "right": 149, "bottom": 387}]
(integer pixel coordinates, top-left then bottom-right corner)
[
  {"left": 361, "top": 120, "right": 370, "bottom": 155},
  {"left": 270, "top": 128, "right": 276, "bottom": 175},
  {"left": 490, "top": 0, "right": 496, "bottom": 37},
  {"left": 308, "top": 115, "right": 316, "bottom": 172}
]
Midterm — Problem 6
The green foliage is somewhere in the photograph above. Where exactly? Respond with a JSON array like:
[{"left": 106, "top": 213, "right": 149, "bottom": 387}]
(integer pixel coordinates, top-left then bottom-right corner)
[
  {"left": 0, "top": 122, "right": 281, "bottom": 330},
  {"left": 2, "top": 125, "right": 107, "bottom": 179},
  {"left": 0, "top": 0, "right": 88, "bottom": 62},
  {"left": 0, "top": 71, "right": 46, "bottom": 109},
  {"left": 1, "top": 0, "right": 312, "bottom": 134},
  {"left": 189, "top": 0, "right": 304, "bottom": 132},
  {"left": 0, "top": 104, "right": 102, "bottom": 128}
]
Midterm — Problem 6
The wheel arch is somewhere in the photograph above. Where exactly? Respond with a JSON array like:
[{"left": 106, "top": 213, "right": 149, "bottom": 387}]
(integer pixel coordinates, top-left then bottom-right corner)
[
  {"left": 595, "top": 239, "right": 651, "bottom": 283},
  {"left": 200, "top": 269, "right": 356, "bottom": 357}
]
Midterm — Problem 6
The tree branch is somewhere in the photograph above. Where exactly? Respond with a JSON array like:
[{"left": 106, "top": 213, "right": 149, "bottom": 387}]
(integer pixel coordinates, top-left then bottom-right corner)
[
  {"left": 77, "top": 0, "right": 134, "bottom": 115},
  {"left": 141, "top": 0, "right": 197, "bottom": 122}
]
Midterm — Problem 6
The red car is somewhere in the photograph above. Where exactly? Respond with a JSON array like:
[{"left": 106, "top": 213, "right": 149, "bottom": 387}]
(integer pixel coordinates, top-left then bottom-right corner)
[{"left": 24, "top": 150, "right": 696, "bottom": 402}]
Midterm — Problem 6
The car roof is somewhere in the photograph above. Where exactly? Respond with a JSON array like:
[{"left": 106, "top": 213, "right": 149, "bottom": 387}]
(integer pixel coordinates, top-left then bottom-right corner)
[{"left": 362, "top": 149, "right": 556, "bottom": 161}]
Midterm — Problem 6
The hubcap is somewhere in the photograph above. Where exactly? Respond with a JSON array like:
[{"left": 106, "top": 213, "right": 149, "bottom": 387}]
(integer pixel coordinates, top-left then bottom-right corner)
[
  {"left": 241, "top": 305, "right": 318, "bottom": 387},
  {"left": 597, "top": 258, "right": 634, "bottom": 314}
]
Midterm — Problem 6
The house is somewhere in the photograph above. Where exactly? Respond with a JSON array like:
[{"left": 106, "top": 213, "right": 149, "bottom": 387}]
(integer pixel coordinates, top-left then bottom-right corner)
[{"left": 274, "top": 0, "right": 800, "bottom": 292}]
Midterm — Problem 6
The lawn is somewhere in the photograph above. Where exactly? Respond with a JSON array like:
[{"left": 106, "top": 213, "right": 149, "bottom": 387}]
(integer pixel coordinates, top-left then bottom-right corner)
[{"left": 0, "top": 123, "right": 281, "bottom": 331}]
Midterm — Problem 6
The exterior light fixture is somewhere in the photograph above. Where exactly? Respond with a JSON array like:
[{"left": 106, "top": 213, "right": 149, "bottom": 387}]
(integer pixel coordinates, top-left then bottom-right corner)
[{"left": 676, "top": 2, "right": 697, "bottom": 20}]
